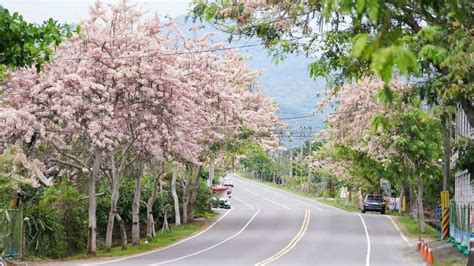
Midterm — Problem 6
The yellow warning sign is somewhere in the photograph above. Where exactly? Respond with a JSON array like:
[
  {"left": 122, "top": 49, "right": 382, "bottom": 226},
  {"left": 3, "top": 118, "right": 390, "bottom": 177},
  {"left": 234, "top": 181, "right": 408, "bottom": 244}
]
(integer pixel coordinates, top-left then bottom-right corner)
[{"left": 440, "top": 191, "right": 449, "bottom": 208}]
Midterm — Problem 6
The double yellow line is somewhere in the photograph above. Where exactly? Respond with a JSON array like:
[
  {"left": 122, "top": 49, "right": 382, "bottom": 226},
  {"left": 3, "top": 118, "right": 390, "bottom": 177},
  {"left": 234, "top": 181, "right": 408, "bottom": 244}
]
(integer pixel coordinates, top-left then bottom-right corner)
[{"left": 255, "top": 209, "right": 311, "bottom": 266}]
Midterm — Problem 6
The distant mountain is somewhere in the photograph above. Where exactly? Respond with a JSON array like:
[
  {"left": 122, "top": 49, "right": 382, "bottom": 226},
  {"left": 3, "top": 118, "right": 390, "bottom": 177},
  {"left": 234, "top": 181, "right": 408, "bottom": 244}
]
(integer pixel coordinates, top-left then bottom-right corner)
[{"left": 175, "top": 16, "right": 329, "bottom": 147}]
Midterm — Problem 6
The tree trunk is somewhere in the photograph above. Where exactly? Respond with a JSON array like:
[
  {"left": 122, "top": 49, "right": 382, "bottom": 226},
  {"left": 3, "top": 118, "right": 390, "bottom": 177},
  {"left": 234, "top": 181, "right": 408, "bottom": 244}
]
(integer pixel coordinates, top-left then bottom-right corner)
[
  {"left": 105, "top": 155, "right": 121, "bottom": 251},
  {"left": 146, "top": 161, "right": 163, "bottom": 239},
  {"left": 87, "top": 149, "right": 102, "bottom": 255},
  {"left": 188, "top": 165, "right": 202, "bottom": 221},
  {"left": 399, "top": 185, "right": 405, "bottom": 215},
  {"left": 115, "top": 213, "right": 127, "bottom": 250},
  {"left": 132, "top": 173, "right": 141, "bottom": 245},
  {"left": 417, "top": 174, "right": 425, "bottom": 233},
  {"left": 182, "top": 194, "right": 189, "bottom": 224},
  {"left": 146, "top": 183, "right": 157, "bottom": 239},
  {"left": 162, "top": 209, "right": 169, "bottom": 232},
  {"left": 171, "top": 167, "right": 181, "bottom": 226},
  {"left": 409, "top": 186, "right": 417, "bottom": 220},
  {"left": 208, "top": 157, "right": 214, "bottom": 187},
  {"left": 181, "top": 177, "right": 189, "bottom": 224},
  {"left": 105, "top": 187, "right": 119, "bottom": 250}
]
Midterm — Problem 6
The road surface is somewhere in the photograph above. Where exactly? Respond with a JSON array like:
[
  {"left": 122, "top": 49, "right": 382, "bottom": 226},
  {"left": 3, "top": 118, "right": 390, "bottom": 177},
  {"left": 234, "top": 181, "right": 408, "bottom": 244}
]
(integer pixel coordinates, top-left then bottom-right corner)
[{"left": 44, "top": 174, "right": 422, "bottom": 266}]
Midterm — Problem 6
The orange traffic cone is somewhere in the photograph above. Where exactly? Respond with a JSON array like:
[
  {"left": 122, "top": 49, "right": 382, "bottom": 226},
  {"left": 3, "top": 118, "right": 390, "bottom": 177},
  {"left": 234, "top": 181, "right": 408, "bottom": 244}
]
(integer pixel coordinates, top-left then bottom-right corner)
[
  {"left": 422, "top": 242, "right": 428, "bottom": 261},
  {"left": 417, "top": 236, "right": 421, "bottom": 251},
  {"left": 419, "top": 240, "right": 425, "bottom": 257},
  {"left": 426, "top": 245, "right": 434, "bottom": 265}
]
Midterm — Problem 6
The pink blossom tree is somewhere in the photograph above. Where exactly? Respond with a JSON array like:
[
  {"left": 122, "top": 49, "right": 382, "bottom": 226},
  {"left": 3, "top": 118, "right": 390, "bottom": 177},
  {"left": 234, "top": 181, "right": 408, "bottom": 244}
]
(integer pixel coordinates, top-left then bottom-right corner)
[{"left": 1, "top": 0, "right": 282, "bottom": 253}]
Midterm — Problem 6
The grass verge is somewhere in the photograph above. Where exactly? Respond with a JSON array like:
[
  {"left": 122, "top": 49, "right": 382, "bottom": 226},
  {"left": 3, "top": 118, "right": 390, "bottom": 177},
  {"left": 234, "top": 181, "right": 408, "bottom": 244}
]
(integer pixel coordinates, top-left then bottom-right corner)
[
  {"left": 397, "top": 215, "right": 438, "bottom": 239},
  {"left": 28, "top": 212, "right": 217, "bottom": 262}
]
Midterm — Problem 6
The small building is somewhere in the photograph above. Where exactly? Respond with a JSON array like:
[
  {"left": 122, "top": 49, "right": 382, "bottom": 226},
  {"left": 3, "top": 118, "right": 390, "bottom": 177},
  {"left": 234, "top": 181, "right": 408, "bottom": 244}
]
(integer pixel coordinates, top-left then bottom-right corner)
[
  {"left": 453, "top": 100, "right": 474, "bottom": 205},
  {"left": 451, "top": 100, "right": 474, "bottom": 255}
]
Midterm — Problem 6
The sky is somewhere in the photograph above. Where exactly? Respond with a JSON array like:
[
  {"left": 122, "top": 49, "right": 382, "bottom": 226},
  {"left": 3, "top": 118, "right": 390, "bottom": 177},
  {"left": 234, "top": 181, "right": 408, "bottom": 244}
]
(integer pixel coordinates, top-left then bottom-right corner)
[{"left": 0, "top": 0, "right": 193, "bottom": 23}]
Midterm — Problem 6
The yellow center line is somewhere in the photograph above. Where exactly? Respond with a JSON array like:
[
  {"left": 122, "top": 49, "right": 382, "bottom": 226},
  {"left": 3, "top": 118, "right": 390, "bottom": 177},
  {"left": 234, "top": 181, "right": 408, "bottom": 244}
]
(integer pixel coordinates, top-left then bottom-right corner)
[{"left": 255, "top": 210, "right": 311, "bottom": 266}]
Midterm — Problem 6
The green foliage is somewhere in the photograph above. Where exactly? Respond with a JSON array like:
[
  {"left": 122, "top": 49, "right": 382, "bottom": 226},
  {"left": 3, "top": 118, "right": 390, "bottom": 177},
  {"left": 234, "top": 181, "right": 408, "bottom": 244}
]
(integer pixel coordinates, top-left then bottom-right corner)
[
  {"left": 285, "top": 176, "right": 316, "bottom": 193},
  {"left": 455, "top": 138, "right": 474, "bottom": 175},
  {"left": 39, "top": 182, "right": 87, "bottom": 257},
  {"left": 0, "top": 151, "right": 15, "bottom": 209},
  {"left": 0, "top": 8, "right": 77, "bottom": 79},
  {"left": 192, "top": 0, "right": 473, "bottom": 103},
  {"left": 240, "top": 145, "right": 274, "bottom": 179},
  {"left": 194, "top": 180, "right": 212, "bottom": 218},
  {"left": 21, "top": 182, "right": 88, "bottom": 258},
  {"left": 25, "top": 203, "right": 62, "bottom": 257}
]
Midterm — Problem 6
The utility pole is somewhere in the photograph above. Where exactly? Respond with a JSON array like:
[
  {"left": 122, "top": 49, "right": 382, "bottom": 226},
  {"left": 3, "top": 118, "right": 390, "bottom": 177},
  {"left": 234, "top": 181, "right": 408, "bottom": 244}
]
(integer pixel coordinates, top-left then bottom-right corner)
[
  {"left": 442, "top": 113, "right": 451, "bottom": 191},
  {"left": 308, "top": 126, "right": 313, "bottom": 156},
  {"left": 289, "top": 149, "right": 293, "bottom": 180},
  {"left": 308, "top": 140, "right": 312, "bottom": 156}
]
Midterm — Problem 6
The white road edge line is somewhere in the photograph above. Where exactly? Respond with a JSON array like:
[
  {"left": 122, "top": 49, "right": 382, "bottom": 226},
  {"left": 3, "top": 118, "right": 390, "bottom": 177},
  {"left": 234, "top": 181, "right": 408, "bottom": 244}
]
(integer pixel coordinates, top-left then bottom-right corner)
[
  {"left": 84, "top": 209, "right": 233, "bottom": 266},
  {"left": 357, "top": 213, "right": 371, "bottom": 266},
  {"left": 238, "top": 177, "right": 326, "bottom": 211},
  {"left": 234, "top": 197, "right": 255, "bottom": 210},
  {"left": 243, "top": 188, "right": 259, "bottom": 196},
  {"left": 149, "top": 209, "right": 261, "bottom": 266},
  {"left": 387, "top": 215, "right": 409, "bottom": 244},
  {"left": 262, "top": 197, "right": 291, "bottom": 210}
]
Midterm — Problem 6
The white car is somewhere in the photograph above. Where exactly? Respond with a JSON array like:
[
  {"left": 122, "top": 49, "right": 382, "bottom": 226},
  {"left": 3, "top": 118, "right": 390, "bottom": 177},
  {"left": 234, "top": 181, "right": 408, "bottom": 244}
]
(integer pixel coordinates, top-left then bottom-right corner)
[{"left": 222, "top": 178, "right": 234, "bottom": 187}]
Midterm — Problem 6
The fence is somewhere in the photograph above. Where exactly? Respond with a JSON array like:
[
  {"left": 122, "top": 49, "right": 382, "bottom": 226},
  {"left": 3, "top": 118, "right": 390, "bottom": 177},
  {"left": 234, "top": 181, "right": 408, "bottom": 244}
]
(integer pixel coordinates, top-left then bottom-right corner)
[
  {"left": 0, "top": 209, "right": 23, "bottom": 260},
  {"left": 435, "top": 205, "right": 442, "bottom": 239},
  {"left": 449, "top": 201, "right": 473, "bottom": 256}
]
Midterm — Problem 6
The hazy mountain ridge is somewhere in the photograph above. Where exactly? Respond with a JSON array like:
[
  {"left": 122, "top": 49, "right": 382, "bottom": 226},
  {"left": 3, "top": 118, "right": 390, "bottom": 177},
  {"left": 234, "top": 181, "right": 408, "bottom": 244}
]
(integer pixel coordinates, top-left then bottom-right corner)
[{"left": 176, "top": 16, "right": 327, "bottom": 147}]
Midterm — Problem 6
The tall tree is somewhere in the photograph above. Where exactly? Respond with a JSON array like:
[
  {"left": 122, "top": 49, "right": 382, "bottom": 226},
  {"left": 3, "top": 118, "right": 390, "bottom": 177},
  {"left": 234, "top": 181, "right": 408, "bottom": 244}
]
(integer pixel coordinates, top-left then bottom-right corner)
[{"left": 0, "top": 7, "right": 75, "bottom": 80}]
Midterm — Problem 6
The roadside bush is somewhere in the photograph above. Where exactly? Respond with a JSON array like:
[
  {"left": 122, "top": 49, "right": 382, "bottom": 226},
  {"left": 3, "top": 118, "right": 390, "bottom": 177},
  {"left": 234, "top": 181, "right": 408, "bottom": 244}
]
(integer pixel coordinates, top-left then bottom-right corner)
[
  {"left": 194, "top": 180, "right": 213, "bottom": 218},
  {"left": 39, "top": 182, "right": 87, "bottom": 257},
  {"left": 23, "top": 182, "right": 87, "bottom": 258},
  {"left": 284, "top": 176, "right": 316, "bottom": 193},
  {"left": 25, "top": 203, "right": 62, "bottom": 257}
]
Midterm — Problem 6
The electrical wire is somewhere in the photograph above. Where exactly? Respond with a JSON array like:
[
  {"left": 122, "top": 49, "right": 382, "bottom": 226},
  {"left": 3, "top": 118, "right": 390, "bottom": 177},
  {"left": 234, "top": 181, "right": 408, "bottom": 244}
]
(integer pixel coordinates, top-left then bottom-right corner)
[{"left": 54, "top": 43, "right": 264, "bottom": 61}]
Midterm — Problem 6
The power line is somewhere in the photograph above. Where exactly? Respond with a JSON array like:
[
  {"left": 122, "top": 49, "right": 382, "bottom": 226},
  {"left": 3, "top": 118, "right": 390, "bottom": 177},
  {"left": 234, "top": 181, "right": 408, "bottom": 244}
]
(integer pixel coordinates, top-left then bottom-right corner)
[
  {"left": 280, "top": 105, "right": 380, "bottom": 120},
  {"left": 54, "top": 43, "right": 263, "bottom": 61}
]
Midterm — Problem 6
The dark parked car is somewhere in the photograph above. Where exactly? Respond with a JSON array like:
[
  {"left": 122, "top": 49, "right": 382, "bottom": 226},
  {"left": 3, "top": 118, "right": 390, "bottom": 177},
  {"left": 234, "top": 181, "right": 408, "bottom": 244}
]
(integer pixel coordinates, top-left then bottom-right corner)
[{"left": 362, "top": 195, "right": 386, "bottom": 214}]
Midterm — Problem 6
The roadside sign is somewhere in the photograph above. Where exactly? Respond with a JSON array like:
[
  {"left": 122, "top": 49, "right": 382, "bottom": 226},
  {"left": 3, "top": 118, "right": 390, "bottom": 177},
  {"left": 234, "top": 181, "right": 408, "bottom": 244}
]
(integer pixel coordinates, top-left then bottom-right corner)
[{"left": 441, "top": 191, "right": 449, "bottom": 208}]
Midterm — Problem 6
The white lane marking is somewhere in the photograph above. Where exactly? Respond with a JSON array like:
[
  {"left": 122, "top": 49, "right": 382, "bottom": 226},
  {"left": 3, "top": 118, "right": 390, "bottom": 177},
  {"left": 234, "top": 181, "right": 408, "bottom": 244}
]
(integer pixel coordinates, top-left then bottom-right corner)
[
  {"left": 387, "top": 215, "right": 409, "bottom": 244},
  {"left": 357, "top": 214, "right": 371, "bottom": 266},
  {"left": 238, "top": 177, "right": 325, "bottom": 211},
  {"left": 234, "top": 197, "right": 255, "bottom": 210},
  {"left": 262, "top": 197, "right": 291, "bottom": 210},
  {"left": 85, "top": 209, "right": 233, "bottom": 266},
  {"left": 243, "top": 188, "right": 259, "bottom": 196},
  {"left": 149, "top": 209, "right": 261, "bottom": 266}
]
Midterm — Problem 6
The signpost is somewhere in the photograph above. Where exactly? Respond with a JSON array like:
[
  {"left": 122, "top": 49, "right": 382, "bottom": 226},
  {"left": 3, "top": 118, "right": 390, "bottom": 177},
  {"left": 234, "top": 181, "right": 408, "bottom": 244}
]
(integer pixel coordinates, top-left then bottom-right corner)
[{"left": 440, "top": 191, "right": 449, "bottom": 240}]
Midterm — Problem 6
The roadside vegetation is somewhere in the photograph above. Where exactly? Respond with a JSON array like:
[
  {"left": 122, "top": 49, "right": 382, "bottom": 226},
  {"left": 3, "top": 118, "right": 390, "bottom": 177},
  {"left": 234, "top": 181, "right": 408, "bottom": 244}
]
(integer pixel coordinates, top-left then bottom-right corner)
[
  {"left": 0, "top": 0, "right": 472, "bottom": 262},
  {"left": 197, "top": 0, "right": 472, "bottom": 237},
  {"left": 0, "top": 1, "right": 281, "bottom": 260}
]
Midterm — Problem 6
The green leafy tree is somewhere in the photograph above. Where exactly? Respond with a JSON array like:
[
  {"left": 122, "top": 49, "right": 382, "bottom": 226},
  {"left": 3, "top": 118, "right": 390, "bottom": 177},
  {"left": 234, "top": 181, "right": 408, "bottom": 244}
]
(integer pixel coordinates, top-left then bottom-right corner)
[
  {"left": 372, "top": 98, "right": 443, "bottom": 232},
  {"left": 0, "top": 7, "right": 76, "bottom": 80},
  {"left": 192, "top": 0, "right": 472, "bottom": 106}
]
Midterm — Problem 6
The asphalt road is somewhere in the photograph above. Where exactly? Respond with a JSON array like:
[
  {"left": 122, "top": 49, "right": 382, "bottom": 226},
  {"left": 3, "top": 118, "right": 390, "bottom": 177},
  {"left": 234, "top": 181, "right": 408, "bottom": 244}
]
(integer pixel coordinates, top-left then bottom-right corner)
[{"left": 44, "top": 174, "right": 423, "bottom": 266}]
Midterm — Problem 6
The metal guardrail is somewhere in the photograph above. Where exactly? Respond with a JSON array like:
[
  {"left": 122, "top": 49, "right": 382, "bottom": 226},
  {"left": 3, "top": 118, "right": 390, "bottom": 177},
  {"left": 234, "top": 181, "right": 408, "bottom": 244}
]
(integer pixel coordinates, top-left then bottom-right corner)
[{"left": 449, "top": 201, "right": 472, "bottom": 256}]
